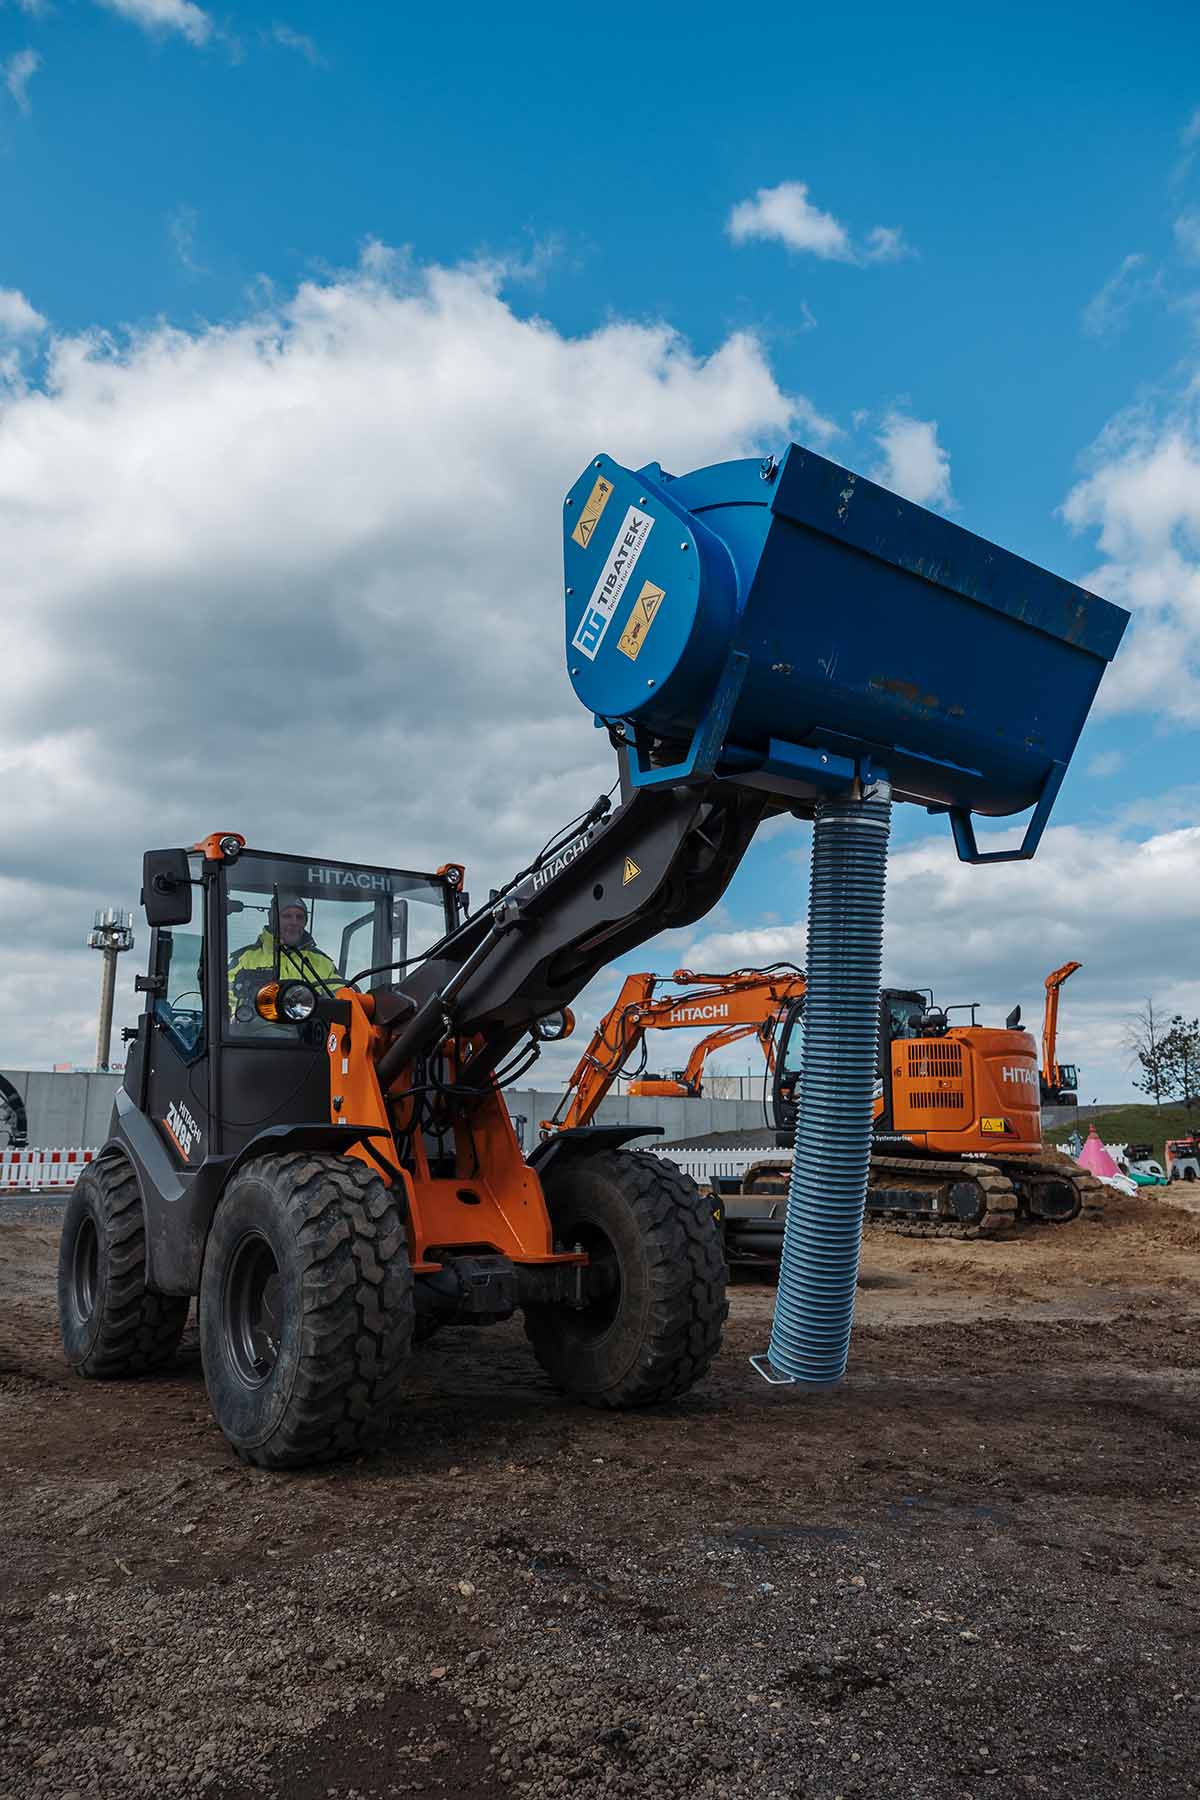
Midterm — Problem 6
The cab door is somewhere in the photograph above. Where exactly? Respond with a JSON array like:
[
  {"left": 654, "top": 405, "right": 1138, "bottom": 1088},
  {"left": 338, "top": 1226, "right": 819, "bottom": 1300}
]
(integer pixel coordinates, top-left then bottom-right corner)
[{"left": 137, "top": 912, "right": 213, "bottom": 1171}]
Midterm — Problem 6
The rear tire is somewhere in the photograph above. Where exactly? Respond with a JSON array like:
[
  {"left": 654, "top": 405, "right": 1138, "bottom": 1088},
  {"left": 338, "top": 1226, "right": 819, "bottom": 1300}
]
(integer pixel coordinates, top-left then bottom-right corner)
[
  {"left": 58, "top": 1157, "right": 189, "bottom": 1377},
  {"left": 523, "top": 1150, "right": 727, "bottom": 1408},
  {"left": 199, "top": 1152, "right": 413, "bottom": 1469}
]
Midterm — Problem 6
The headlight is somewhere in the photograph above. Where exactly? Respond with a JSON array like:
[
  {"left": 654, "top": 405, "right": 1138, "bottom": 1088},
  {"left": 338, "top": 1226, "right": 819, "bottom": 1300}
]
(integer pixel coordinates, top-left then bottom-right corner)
[
  {"left": 280, "top": 981, "right": 318, "bottom": 1022},
  {"left": 534, "top": 1007, "right": 575, "bottom": 1042}
]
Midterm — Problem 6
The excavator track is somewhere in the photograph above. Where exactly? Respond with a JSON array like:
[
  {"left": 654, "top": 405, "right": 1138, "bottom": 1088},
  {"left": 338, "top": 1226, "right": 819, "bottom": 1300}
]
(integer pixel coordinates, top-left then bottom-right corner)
[
  {"left": 736, "top": 1149, "right": 1105, "bottom": 1248},
  {"left": 866, "top": 1155, "right": 1020, "bottom": 1240},
  {"left": 869, "top": 1150, "right": 1107, "bottom": 1238}
]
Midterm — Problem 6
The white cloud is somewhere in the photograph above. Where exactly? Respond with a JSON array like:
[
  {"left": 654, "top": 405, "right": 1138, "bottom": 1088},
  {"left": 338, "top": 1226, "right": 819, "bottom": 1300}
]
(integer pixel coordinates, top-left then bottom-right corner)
[
  {"left": 862, "top": 226, "right": 909, "bottom": 264},
  {"left": 1174, "top": 210, "right": 1200, "bottom": 263},
  {"left": 271, "top": 22, "right": 320, "bottom": 64},
  {"left": 870, "top": 409, "right": 953, "bottom": 509},
  {"left": 1184, "top": 108, "right": 1200, "bottom": 146},
  {"left": 1062, "top": 396, "right": 1200, "bottom": 722},
  {"left": 727, "top": 181, "right": 911, "bottom": 266},
  {"left": 1082, "top": 252, "right": 1152, "bottom": 337},
  {"left": 1086, "top": 749, "right": 1124, "bottom": 777},
  {"left": 94, "top": 0, "right": 211, "bottom": 46},
  {"left": 0, "top": 288, "right": 46, "bottom": 336},
  {"left": 682, "top": 817, "right": 1200, "bottom": 1103},
  {"left": 167, "top": 203, "right": 204, "bottom": 275},
  {"left": 0, "top": 250, "right": 827, "bottom": 1068},
  {"left": 2, "top": 47, "right": 40, "bottom": 113},
  {"left": 729, "top": 182, "right": 851, "bottom": 259}
]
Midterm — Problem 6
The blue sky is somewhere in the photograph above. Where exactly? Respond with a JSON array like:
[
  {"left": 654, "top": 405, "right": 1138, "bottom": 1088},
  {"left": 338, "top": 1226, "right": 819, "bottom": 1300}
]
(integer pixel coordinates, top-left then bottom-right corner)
[{"left": 2, "top": 0, "right": 1198, "bottom": 1098}]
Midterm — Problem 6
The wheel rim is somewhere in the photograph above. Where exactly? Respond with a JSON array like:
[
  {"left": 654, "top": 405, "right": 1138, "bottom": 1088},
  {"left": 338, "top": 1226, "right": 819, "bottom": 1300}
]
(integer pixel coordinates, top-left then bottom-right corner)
[
  {"left": 72, "top": 1215, "right": 98, "bottom": 1322},
  {"left": 568, "top": 1219, "right": 624, "bottom": 1343},
  {"left": 224, "top": 1232, "right": 284, "bottom": 1387}
]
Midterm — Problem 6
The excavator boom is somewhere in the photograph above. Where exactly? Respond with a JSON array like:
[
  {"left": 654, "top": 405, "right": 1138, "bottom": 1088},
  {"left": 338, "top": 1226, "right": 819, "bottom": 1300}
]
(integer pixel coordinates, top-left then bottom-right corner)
[
  {"left": 548, "top": 963, "right": 805, "bottom": 1130},
  {"left": 1041, "top": 960, "right": 1082, "bottom": 1102}
]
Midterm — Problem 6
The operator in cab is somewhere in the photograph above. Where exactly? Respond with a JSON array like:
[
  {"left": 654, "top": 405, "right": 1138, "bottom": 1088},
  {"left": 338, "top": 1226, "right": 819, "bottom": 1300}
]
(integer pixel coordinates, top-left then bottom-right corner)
[{"left": 228, "top": 895, "right": 339, "bottom": 1030}]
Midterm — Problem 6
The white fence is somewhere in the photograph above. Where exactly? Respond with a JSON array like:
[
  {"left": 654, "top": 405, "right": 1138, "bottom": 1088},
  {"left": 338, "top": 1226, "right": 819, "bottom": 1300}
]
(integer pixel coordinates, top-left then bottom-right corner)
[
  {"left": 647, "top": 1144, "right": 790, "bottom": 1186},
  {"left": 1, "top": 1148, "right": 96, "bottom": 1191}
]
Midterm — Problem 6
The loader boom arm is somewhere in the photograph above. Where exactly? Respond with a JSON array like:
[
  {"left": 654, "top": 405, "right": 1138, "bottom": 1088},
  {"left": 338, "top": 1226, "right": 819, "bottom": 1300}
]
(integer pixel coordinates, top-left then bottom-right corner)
[{"left": 373, "top": 770, "right": 776, "bottom": 1097}]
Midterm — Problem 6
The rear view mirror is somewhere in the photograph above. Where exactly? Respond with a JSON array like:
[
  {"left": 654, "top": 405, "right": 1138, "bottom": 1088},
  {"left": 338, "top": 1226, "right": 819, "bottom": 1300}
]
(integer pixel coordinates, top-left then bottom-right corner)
[{"left": 142, "top": 849, "right": 193, "bottom": 927}]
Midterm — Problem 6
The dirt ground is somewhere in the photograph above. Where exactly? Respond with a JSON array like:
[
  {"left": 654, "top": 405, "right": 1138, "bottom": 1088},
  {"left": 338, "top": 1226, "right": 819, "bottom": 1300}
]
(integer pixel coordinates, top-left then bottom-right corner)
[{"left": 2, "top": 1189, "right": 1199, "bottom": 1800}]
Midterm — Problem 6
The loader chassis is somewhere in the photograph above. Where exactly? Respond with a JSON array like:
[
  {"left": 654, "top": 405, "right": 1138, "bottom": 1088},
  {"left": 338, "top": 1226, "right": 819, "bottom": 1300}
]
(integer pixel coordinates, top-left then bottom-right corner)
[{"left": 60, "top": 797, "right": 753, "bottom": 1465}]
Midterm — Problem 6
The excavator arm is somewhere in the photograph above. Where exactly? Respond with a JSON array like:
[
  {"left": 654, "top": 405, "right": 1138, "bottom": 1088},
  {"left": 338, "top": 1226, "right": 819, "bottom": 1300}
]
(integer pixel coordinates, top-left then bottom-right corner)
[
  {"left": 1042, "top": 960, "right": 1082, "bottom": 1090},
  {"left": 543, "top": 957, "right": 805, "bottom": 1130}
]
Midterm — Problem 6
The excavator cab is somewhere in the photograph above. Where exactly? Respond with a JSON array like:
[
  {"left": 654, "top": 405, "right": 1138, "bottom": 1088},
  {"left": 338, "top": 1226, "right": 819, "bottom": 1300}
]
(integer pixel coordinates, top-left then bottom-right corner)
[
  {"left": 772, "top": 987, "right": 932, "bottom": 1141},
  {"left": 763, "top": 985, "right": 1094, "bottom": 1234}
]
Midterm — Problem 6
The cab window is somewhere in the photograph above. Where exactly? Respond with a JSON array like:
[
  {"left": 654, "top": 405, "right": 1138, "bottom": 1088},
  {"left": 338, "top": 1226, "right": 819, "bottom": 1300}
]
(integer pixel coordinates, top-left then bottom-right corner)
[{"left": 154, "top": 928, "right": 206, "bottom": 1062}]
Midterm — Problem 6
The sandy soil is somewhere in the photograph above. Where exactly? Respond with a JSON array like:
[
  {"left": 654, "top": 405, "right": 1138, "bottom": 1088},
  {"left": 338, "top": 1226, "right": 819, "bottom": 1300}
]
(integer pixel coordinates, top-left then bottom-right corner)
[{"left": 1, "top": 1191, "right": 1199, "bottom": 1800}]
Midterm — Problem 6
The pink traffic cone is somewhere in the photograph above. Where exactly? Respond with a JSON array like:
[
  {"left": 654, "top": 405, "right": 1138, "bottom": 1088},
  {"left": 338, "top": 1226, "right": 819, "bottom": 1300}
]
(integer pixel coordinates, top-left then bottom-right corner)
[{"left": 1077, "top": 1122, "right": 1119, "bottom": 1179}]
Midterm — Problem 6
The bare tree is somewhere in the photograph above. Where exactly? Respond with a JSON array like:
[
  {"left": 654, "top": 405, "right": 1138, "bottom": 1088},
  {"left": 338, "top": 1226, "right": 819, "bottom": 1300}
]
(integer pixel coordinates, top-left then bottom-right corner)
[{"left": 1125, "top": 998, "right": 1167, "bottom": 1106}]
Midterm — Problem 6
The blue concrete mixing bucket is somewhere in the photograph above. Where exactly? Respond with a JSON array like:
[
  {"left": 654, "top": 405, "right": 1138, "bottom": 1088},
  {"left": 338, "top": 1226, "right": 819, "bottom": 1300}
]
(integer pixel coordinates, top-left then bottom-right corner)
[{"left": 563, "top": 447, "right": 1128, "bottom": 862}]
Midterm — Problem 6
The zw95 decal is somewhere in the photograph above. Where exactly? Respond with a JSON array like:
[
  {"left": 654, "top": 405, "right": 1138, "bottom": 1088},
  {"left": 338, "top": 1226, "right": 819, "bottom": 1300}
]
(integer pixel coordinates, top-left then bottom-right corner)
[{"left": 163, "top": 1098, "right": 203, "bottom": 1161}]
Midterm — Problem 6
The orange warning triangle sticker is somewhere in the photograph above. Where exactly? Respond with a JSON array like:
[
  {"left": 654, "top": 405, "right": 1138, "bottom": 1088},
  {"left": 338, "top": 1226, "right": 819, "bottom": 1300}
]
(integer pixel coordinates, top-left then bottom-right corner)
[
  {"left": 622, "top": 857, "right": 641, "bottom": 885},
  {"left": 576, "top": 515, "right": 596, "bottom": 546}
]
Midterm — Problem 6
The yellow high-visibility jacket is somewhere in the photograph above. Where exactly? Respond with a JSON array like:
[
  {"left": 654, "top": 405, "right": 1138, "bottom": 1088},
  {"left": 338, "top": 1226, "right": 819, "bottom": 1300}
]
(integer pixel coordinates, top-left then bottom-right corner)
[{"left": 227, "top": 930, "right": 340, "bottom": 1023}]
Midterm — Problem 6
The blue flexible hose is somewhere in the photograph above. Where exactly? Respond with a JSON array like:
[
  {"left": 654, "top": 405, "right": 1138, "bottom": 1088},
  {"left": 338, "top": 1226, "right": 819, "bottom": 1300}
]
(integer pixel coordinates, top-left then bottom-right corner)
[{"left": 755, "top": 792, "right": 892, "bottom": 1386}]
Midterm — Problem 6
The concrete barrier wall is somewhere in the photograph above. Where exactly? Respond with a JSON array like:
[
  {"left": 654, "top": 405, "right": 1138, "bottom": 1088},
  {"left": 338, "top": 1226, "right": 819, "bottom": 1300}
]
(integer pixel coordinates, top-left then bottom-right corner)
[
  {"left": 3, "top": 1070, "right": 769, "bottom": 1151},
  {"left": 1, "top": 1070, "right": 121, "bottom": 1149},
  {"left": 503, "top": 1089, "right": 769, "bottom": 1148}
]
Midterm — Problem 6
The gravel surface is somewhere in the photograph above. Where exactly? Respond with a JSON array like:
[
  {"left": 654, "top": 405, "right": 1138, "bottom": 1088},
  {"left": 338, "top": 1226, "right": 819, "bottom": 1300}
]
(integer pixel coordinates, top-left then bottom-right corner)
[{"left": 2, "top": 1191, "right": 1199, "bottom": 1799}]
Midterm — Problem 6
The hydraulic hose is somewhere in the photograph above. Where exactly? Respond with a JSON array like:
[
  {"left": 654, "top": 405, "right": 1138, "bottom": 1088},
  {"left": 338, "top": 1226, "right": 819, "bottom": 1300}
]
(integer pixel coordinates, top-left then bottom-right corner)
[{"left": 752, "top": 789, "right": 892, "bottom": 1387}]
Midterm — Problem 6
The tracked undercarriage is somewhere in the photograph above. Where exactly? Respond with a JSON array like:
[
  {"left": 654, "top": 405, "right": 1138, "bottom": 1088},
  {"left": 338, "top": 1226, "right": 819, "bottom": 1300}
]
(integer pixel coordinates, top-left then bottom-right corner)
[{"left": 734, "top": 1148, "right": 1107, "bottom": 1249}]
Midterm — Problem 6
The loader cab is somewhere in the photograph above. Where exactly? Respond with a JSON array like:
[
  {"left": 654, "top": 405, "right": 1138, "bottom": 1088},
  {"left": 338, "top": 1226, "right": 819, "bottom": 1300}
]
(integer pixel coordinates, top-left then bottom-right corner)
[
  {"left": 124, "top": 838, "right": 460, "bottom": 1170},
  {"left": 771, "top": 988, "right": 932, "bottom": 1142}
]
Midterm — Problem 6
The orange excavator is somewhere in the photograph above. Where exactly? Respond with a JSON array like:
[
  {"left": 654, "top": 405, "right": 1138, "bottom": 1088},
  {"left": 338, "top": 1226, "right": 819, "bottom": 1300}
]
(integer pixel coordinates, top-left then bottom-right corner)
[
  {"left": 1041, "top": 961, "right": 1081, "bottom": 1106},
  {"left": 546, "top": 965, "right": 806, "bottom": 1126},
  {"left": 628, "top": 1019, "right": 775, "bottom": 1099}
]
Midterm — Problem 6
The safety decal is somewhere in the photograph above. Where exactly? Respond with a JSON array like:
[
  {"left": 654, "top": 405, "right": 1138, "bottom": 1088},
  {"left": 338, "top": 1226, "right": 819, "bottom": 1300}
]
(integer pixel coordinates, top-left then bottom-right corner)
[
  {"left": 570, "top": 472, "right": 615, "bottom": 549},
  {"left": 571, "top": 505, "right": 655, "bottom": 661},
  {"left": 617, "top": 580, "right": 665, "bottom": 662},
  {"left": 622, "top": 857, "right": 641, "bottom": 886}
]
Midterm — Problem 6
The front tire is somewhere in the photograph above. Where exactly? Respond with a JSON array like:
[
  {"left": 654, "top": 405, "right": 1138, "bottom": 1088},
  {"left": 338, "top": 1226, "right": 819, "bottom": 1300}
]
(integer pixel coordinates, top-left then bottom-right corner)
[
  {"left": 58, "top": 1157, "right": 189, "bottom": 1377},
  {"left": 524, "top": 1150, "right": 727, "bottom": 1408},
  {"left": 199, "top": 1152, "right": 413, "bottom": 1469}
]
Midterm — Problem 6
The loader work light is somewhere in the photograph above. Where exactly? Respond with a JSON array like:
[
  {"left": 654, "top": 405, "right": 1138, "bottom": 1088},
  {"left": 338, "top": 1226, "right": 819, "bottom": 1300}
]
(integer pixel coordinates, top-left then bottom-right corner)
[
  {"left": 280, "top": 982, "right": 318, "bottom": 1023},
  {"left": 254, "top": 981, "right": 282, "bottom": 1022},
  {"left": 254, "top": 980, "right": 319, "bottom": 1024},
  {"left": 534, "top": 1007, "right": 575, "bottom": 1042}
]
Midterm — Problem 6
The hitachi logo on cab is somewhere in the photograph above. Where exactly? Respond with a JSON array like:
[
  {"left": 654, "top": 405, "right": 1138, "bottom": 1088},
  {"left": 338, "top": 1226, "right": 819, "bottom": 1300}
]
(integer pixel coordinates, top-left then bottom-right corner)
[
  {"left": 1001, "top": 1064, "right": 1038, "bottom": 1087},
  {"left": 307, "top": 866, "right": 393, "bottom": 892}
]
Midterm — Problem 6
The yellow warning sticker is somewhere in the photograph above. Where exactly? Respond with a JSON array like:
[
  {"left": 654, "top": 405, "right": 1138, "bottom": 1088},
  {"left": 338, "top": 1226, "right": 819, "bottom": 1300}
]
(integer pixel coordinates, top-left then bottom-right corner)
[
  {"left": 571, "top": 473, "right": 615, "bottom": 549},
  {"left": 980, "top": 1116, "right": 1008, "bottom": 1134},
  {"left": 617, "top": 580, "right": 665, "bottom": 662},
  {"left": 622, "top": 857, "right": 641, "bottom": 886}
]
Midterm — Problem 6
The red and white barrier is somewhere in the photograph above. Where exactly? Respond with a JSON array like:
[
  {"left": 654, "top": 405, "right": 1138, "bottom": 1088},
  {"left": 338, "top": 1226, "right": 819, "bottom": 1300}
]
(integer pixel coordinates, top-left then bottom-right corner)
[{"left": 0, "top": 1148, "right": 97, "bottom": 1192}]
